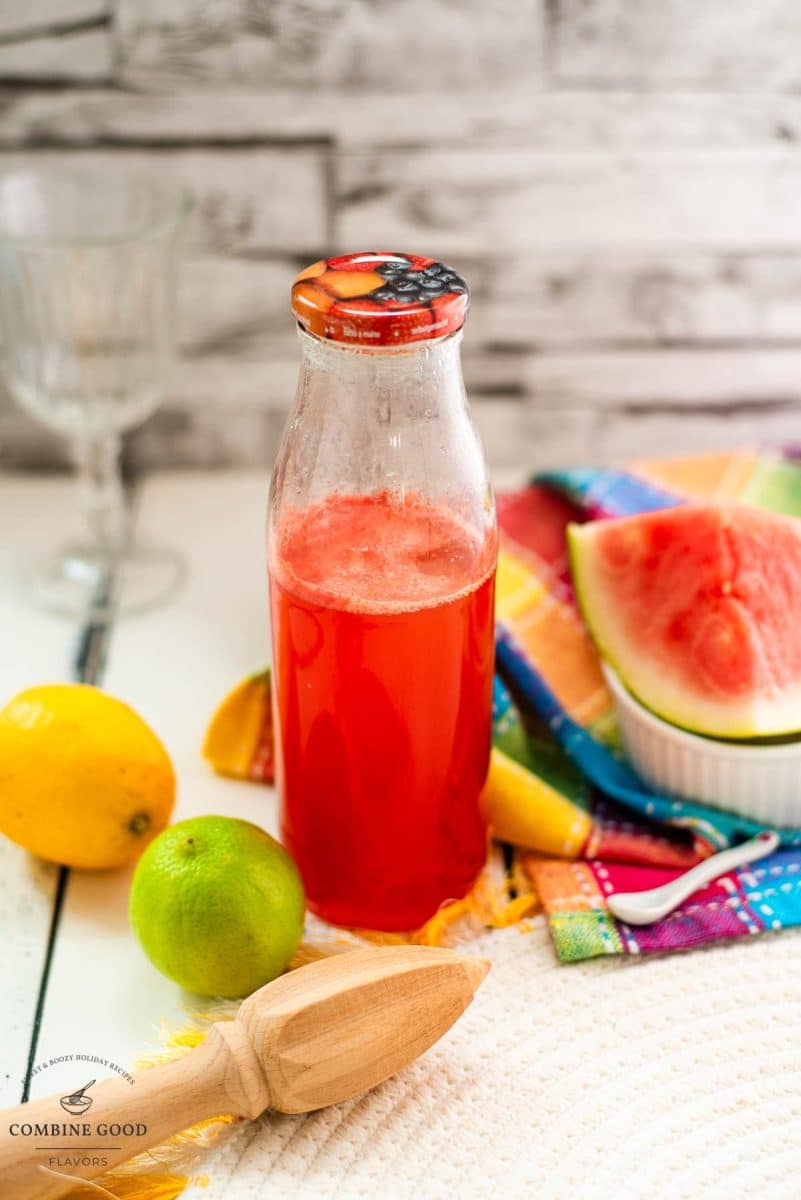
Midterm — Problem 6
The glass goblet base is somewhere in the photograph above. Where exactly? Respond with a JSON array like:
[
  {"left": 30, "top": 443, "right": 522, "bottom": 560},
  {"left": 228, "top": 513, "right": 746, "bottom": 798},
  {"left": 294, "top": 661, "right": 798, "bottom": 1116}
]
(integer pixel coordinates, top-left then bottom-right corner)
[{"left": 28, "top": 542, "right": 186, "bottom": 618}]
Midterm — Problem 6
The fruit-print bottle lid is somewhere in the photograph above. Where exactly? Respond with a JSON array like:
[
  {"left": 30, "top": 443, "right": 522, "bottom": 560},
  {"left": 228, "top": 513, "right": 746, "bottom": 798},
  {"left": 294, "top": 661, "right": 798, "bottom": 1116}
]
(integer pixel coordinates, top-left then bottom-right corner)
[{"left": 291, "top": 251, "right": 469, "bottom": 347}]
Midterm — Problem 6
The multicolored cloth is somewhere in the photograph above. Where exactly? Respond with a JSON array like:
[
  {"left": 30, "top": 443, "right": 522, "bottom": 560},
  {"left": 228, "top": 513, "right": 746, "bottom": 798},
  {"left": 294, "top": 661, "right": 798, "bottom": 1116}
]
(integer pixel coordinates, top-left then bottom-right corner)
[{"left": 495, "top": 450, "right": 801, "bottom": 961}]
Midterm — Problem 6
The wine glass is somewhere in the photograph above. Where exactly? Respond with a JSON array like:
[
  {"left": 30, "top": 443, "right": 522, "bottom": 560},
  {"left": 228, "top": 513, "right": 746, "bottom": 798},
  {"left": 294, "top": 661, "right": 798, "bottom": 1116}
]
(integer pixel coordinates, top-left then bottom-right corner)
[{"left": 0, "top": 165, "right": 192, "bottom": 616}]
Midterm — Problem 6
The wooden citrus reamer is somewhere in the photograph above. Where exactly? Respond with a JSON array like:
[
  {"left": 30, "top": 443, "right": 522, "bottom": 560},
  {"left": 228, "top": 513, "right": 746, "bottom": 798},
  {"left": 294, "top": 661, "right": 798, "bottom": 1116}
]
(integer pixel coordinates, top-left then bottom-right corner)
[{"left": 0, "top": 946, "right": 489, "bottom": 1200}]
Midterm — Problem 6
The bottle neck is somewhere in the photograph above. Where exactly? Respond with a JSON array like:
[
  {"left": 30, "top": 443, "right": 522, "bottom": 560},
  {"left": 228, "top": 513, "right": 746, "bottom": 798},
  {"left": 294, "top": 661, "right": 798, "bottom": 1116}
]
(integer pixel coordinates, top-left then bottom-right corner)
[
  {"left": 296, "top": 326, "right": 466, "bottom": 419},
  {"left": 270, "top": 324, "right": 494, "bottom": 567}
]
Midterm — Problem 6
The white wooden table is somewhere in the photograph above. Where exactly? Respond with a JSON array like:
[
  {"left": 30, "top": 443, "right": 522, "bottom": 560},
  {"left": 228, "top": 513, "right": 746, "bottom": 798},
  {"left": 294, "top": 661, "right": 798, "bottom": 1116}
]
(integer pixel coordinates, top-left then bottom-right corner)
[
  {"left": 0, "top": 470, "right": 277, "bottom": 1111},
  {"left": 3, "top": 470, "right": 801, "bottom": 1200}
]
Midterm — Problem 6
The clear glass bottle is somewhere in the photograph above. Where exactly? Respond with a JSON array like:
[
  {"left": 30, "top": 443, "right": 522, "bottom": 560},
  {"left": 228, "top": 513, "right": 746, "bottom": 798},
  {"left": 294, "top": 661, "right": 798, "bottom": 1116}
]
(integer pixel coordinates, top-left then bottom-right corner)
[{"left": 268, "top": 252, "right": 497, "bottom": 931}]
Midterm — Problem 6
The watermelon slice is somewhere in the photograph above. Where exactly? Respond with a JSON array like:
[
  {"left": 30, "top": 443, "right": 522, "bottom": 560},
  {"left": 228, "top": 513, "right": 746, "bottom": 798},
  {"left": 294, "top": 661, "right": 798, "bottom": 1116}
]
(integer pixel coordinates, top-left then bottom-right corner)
[{"left": 568, "top": 503, "right": 801, "bottom": 739}]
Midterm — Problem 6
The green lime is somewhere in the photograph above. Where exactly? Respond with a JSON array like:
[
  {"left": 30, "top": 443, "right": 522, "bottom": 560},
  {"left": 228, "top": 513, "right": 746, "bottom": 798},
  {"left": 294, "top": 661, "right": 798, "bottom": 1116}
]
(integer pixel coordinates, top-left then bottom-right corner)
[{"left": 129, "top": 815, "right": 305, "bottom": 998}]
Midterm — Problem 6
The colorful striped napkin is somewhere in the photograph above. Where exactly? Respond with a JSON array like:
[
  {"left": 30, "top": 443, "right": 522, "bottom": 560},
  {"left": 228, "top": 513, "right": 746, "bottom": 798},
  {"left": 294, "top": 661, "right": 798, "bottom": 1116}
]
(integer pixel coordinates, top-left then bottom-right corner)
[{"left": 495, "top": 450, "right": 801, "bottom": 960}]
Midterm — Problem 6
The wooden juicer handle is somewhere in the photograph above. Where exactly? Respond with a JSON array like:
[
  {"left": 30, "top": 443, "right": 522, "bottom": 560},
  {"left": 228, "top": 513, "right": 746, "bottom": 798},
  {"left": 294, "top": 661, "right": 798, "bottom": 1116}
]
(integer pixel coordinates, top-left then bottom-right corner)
[{"left": 0, "top": 946, "right": 489, "bottom": 1199}]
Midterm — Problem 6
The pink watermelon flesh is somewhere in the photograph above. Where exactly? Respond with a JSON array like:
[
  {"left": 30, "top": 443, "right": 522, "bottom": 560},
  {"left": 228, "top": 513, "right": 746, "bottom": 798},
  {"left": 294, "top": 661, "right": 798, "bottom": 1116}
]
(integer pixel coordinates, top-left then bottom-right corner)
[{"left": 569, "top": 503, "right": 801, "bottom": 738}]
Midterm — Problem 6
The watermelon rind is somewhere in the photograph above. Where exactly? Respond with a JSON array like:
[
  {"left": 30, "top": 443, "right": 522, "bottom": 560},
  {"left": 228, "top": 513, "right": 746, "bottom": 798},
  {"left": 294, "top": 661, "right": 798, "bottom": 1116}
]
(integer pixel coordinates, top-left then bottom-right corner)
[{"left": 568, "top": 512, "right": 801, "bottom": 741}]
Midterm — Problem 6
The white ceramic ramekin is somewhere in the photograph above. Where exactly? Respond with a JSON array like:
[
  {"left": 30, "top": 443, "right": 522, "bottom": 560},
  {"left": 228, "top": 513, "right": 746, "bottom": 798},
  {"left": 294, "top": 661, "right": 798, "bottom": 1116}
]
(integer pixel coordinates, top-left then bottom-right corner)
[{"left": 602, "top": 663, "right": 801, "bottom": 827}]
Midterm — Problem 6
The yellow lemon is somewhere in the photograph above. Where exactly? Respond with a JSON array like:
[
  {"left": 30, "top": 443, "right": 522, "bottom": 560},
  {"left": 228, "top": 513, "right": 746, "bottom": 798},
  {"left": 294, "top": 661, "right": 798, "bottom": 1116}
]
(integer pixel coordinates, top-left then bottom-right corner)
[
  {"left": 202, "top": 669, "right": 274, "bottom": 782},
  {"left": 0, "top": 684, "right": 175, "bottom": 869}
]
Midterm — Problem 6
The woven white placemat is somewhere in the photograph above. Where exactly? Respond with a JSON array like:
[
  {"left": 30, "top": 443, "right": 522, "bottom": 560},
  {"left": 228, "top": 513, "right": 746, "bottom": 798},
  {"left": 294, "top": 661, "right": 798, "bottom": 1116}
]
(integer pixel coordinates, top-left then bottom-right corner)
[{"left": 184, "top": 917, "right": 801, "bottom": 1200}]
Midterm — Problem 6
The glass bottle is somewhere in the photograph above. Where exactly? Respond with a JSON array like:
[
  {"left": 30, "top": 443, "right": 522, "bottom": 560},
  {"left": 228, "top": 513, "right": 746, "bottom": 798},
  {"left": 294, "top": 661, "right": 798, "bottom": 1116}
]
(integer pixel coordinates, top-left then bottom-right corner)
[{"left": 268, "top": 252, "right": 497, "bottom": 931}]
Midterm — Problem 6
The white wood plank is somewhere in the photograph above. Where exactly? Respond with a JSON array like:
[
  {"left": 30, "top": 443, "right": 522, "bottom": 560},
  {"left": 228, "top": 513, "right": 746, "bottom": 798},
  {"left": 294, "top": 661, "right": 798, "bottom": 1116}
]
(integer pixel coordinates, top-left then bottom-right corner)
[
  {"left": 473, "top": 396, "right": 801, "bottom": 471},
  {"left": 480, "top": 252, "right": 801, "bottom": 348},
  {"left": 127, "top": 348, "right": 801, "bottom": 476},
  {"left": 131, "top": 353, "right": 526, "bottom": 412},
  {"left": 177, "top": 257, "right": 295, "bottom": 357},
  {"left": 170, "top": 250, "right": 801, "bottom": 354},
  {"left": 128, "top": 405, "right": 288, "bottom": 472},
  {"left": 8, "top": 248, "right": 801, "bottom": 426},
  {"left": 471, "top": 399, "right": 595, "bottom": 472},
  {"left": 521, "top": 347, "right": 801, "bottom": 407},
  {"left": 596, "top": 405, "right": 801, "bottom": 463},
  {"left": 0, "top": 148, "right": 328, "bottom": 256},
  {"left": 0, "top": 841, "right": 59, "bottom": 1105},
  {"left": 134, "top": 398, "right": 577, "bottom": 474},
  {"left": 0, "top": 474, "right": 97, "bottom": 688},
  {"left": 160, "top": 355, "right": 298, "bottom": 409},
  {"left": 7, "top": 346, "right": 801, "bottom": 474},
  {"left": 336, "top": 149, "right": 801, "bottom": 255},
  {"left": 6, "top": 88, "right": 801, "bottom": 150},
  {"left": 116, "top": 0, "right": 543, "bottom": 90},
  {"left": 0, "top": 0, "right": 107, "bottom": 39},
  {"left": 30, "top": 473, "right": 278, "bottom": 1092},
  {"left": 0, "top": 475, "right": 95, "bottom": 1105},
  {"left": 0, "top": 27, "right": 111, "bottom": 82},
  {"left": 126, "top": 390, "right": 801, "bottom": 476},
  {"left": 132, "top": 392, "right": 595, "bottom": 477},
  {"left": 142, "top": 347, "right": 801, "bottom": 412},
  {"left": 552, "top": 0, "right": 801, "bottom": 90}
]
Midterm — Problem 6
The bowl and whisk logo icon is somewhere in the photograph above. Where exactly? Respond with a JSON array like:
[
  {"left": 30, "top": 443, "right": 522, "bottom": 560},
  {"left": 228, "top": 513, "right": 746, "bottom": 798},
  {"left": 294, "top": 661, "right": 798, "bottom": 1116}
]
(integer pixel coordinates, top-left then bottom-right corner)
[{"left": 59, "top": 1080, "right": 95, "bottom": 1116}]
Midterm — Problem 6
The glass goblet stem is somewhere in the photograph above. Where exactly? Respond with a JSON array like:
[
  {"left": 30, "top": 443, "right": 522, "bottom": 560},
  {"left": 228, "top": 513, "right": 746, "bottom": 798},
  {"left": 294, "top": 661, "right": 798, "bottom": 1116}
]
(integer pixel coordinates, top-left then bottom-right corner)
[{"left": 73, "top": 430, "right": 128, "bottom": 556}]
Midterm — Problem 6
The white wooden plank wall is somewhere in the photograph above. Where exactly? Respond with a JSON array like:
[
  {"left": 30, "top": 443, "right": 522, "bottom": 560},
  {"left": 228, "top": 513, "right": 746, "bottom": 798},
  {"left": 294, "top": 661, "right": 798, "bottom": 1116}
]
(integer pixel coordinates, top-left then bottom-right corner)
[{"left": 2, "top": 0, "right": 801, "bottom": 475}]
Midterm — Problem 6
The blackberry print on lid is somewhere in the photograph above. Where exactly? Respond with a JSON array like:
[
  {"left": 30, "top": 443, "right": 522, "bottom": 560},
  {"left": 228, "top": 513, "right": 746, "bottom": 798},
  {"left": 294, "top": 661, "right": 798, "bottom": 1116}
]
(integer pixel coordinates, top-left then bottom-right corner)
[{"left": 291, "top": 252, "right": 469, "bottom": 346}]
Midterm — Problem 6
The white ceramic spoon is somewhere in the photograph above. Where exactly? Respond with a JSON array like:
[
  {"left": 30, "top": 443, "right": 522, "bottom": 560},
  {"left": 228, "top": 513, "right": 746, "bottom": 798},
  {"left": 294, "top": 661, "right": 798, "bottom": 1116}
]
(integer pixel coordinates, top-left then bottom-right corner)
[{"left": 607, "top": 830, "right": 780, "bottom": 926}]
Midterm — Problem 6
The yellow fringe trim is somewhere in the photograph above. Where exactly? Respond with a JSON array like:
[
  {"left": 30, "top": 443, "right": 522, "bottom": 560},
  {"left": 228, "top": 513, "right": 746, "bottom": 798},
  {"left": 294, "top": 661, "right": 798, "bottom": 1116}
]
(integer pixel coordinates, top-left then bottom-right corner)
[
  {"left": 67, "top": 1174, "right": 206, "bottom": 1199},
  {"left": 344, "top": 843, "right": 538, "bottom": 949}
]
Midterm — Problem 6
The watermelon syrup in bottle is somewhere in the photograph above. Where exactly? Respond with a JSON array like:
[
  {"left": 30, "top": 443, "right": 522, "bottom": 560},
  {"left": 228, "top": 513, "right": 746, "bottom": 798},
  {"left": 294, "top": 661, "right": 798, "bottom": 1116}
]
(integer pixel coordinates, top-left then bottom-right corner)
[{"left": 267, "top": 252, "right": 498, "bottom": 931}]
